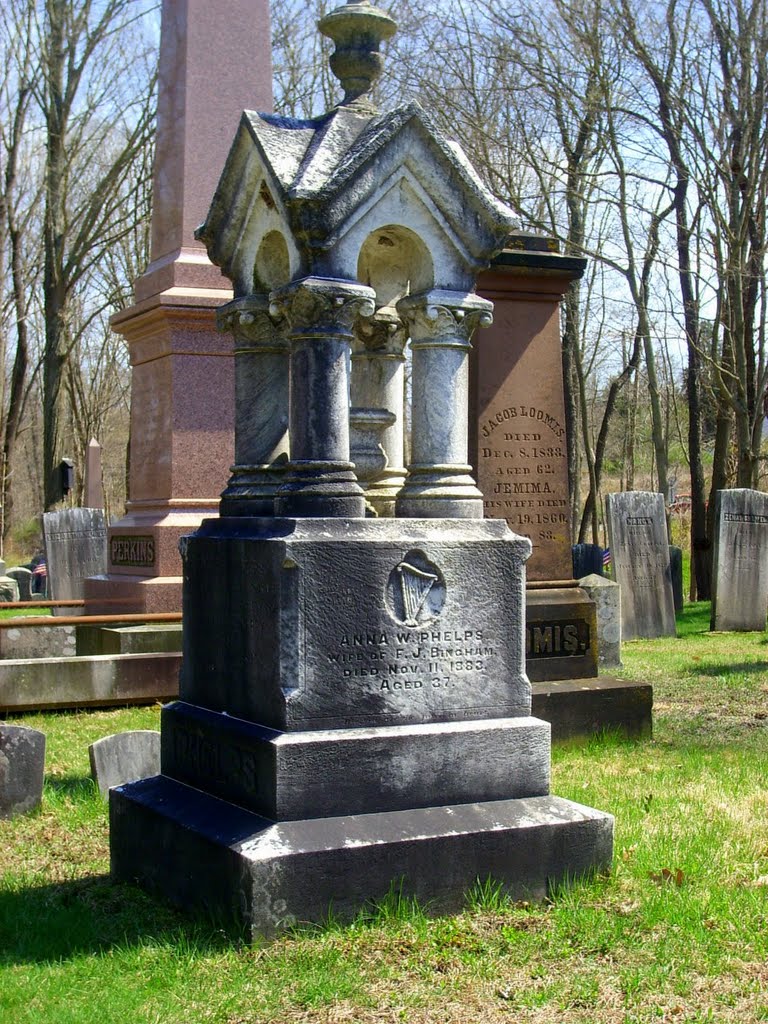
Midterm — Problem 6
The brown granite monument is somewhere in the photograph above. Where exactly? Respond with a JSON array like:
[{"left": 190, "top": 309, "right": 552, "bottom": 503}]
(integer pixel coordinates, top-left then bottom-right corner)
[
  {"left": 474, "top": 236, "right": 652, "bottom": 737},
  {"left": 85, "top": 0, "right": 273, "bottom": 613}
]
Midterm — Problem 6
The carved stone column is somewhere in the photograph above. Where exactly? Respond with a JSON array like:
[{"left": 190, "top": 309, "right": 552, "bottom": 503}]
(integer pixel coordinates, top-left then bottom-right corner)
[
  {"left": 270, "top": 276, "right": 375, "bottom": 517},
  {"left": 216, "top": 295, "right": 289, "bottom": 516},
  {"left": 350, "top": 309, "right": 408, "bottom": 516},
  {"left": 396, "top": 289, "right": 493, "bottom": 519}
]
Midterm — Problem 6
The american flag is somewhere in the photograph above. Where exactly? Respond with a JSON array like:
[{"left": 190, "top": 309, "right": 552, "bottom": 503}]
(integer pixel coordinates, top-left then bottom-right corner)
[
  {"left": 602, "top": 548, "right": 611, "bottom": 571},
  {"left": 32, "top": 560, "right": 47, "bottom": 578}
]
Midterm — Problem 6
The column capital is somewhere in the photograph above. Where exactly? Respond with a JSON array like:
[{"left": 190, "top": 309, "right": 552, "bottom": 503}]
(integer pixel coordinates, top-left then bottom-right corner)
[
  {"left": 396, "top": 290, "right": 493, "bottom": 347},
  {"left": 353, "top": 307, "right": 408, "bottom": 358},
  {"left": 270, "top": 277, "right": 375, "bottom": 337},
  {"left": 217, "top": 294, "right": 287, "bottom": 351}
]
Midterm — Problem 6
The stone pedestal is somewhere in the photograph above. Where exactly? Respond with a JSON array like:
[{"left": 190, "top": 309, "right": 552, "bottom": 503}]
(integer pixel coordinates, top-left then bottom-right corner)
[
  {"left": 111, "top": 516, "right": 613, "bottom": 937},
  {"left": 85, "top": 0, "right": 273, "bottom": 613}
]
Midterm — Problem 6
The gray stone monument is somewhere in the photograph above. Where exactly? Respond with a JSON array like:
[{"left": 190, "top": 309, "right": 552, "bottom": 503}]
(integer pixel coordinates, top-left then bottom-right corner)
[
  {"left": 110, "top": 0, "right": 612, "bottom": 938},
  {"left": 89, "top": 731, "right": 161, "bottom": 799},
  {"left": 605, "top": 491, "right": 675, "bottom": 640},
  {"left": 42, "top": 508, "right": 108, "bottom": 602},
  {"left": 0, "top": 723, "right": 46, "bottom": 818},
  {"left": 711, "top": 488, "right": 768, "bottom": 631}
]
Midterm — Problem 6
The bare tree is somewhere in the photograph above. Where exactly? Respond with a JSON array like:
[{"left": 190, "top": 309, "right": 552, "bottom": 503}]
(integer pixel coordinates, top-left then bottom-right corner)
[{"left": 34, "top": 0, "right": 156, "bottom": 509}]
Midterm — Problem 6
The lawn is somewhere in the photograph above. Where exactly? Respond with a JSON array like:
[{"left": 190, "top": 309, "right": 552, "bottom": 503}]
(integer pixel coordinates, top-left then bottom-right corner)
[{"left": 1, "top": 603, "right": 767, "bottom": 1023}]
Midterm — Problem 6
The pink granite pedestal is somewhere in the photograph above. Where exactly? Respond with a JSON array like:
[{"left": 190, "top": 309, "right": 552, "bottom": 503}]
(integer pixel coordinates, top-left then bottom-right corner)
[{"left": 85, "top": 0, "right": 272, "bottom": 613}]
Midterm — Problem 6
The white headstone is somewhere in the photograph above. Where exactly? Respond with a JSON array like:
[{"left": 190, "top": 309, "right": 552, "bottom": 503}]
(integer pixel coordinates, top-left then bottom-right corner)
[
  {"left": 605, "top": 491, "right": 675, "bottom": 640},
  {"left": 711, "top": 488, "right": 768, "bottom": 631}
]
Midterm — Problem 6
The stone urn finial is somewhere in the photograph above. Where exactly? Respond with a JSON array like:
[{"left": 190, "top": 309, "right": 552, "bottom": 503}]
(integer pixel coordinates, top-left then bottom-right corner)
[{"left": 319, "top": 0, "right": 397, "bottom": 111}]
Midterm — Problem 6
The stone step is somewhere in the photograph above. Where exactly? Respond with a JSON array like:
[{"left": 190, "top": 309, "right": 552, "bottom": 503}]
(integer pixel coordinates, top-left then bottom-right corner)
[{"left": 111, "top": 775, "right": 614, "bottom": 940}]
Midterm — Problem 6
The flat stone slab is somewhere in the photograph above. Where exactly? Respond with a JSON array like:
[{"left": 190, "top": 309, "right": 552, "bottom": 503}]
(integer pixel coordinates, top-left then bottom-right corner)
[
  {"left": 89, "top": 730, "right": 160, "bottom": 798},
  {"left": 0, "top": 723, "right": 46, "bottom": 818},
  {"left": 532, "top": 676, "right": 653, "bottom": 741},
  {"left": 0, "top": 652, "right": 180, "bottom": 714},
  {"left": 111, "top": 775, "right": 614, "bottom": 939}
]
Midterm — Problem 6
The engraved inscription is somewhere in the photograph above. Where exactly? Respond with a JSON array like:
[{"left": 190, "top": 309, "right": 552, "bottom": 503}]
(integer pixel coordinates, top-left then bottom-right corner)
[
  {"left": 526, "top": 620, "right": 590, "bottom": 658},
  {"left": 327, "top": 628, "right": 496, "bottom": 692},
  {"left": 110, "top": 535, "right": 156, "bottom": 567},
  {"left": 170, "top": 727, "right": 262, "bottom": 793},
  {"left": 723, "top": 511, "right": 768, "bottom": 524},
  {"left": 478, "top": 405, "right": 570, "bottom": 559}
]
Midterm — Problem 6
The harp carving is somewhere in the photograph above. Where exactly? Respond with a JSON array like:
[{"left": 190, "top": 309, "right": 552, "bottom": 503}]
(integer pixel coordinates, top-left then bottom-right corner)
[{"left": 397, "top": 561, "right": 438, "bottom": 626}]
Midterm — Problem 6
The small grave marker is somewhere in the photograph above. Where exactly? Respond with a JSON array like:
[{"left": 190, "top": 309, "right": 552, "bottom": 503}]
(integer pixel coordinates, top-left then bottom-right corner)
[
  {"left": 89, "top": 730, "right": 161, "bottom": 798},
  {"left": 0, "top": 723, "right": 46, "bottom": 818}
]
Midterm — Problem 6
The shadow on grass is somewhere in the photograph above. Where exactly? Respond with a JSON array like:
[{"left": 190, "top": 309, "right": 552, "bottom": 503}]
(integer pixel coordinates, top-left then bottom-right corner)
[
  {"left": 44, "top": 775, "right": 97, "bottom": 799},
  {"left": 0, "top": 875, "right": 234, "bottom": 965},
  {"left": 681, "top": 660, "right": 768, "bottom": 678}
]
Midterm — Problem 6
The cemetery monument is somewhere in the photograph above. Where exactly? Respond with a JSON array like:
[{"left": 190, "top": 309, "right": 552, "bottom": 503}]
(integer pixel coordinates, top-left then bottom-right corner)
[
  {"left": 110, "top": 0, "right": 613, "bottom": 936},
  {"left": 85, "top": 0, "right": 273, "bottom": 613}
]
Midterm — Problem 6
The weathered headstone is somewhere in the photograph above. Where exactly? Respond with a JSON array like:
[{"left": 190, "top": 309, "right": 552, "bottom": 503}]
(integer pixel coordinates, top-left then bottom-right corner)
[
  {"left": 669, "top": 545, "right": 683, "bottom": 612},
  {"left": 6, "top": 567, "right": 32, "bottom": 601},
  {"left": 89, "top": 731, "right": 160, "bottom": 799},
  {"left": 42, "top": 508, "right": 108, "bottom": 602},
  {"left": 110, "top": 0, "right": 612, "bottom": 939},
  {"left": 711, "top": 488, "right": 768, "bottom": 631},
  {"left": 0, "top": 723, "right": 46, "bottom": 818},
  {"left": 605, "top": 491, "right": 675, "bottom": 640},
  {"left": 0, "top": 577, "right": 19, "bottom": 602},
  {"left": 572, "top": 543, "right": 605, "bottom": 580}
]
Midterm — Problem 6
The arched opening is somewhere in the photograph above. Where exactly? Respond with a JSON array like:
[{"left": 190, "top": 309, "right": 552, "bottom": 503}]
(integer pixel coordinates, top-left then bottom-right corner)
[
  {"left": 254, "top": 230, "right": 290, "bottom": 292},
  {"left": 357, "top": 225, "right": 434, "bottom": 310}
]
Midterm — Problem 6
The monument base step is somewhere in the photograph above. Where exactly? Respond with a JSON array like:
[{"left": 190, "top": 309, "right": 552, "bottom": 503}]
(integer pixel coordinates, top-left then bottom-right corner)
[
  {"left": 110, "top": 775, "right": 614, "bottom": 940},
  {"left": 532, "top": 676, "right": 653, "bottom": 741},
  {"left": 83, "top": 575, "right": 183, "bottom": 615}
]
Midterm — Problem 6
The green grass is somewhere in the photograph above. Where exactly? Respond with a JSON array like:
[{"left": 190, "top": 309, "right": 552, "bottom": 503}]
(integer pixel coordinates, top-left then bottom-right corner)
[
  {"left": 2, "top": 607, "right": 768, "bottom": 1023},
  {"left": 0, "top": 606, "right": 50, "bottom": 619}
]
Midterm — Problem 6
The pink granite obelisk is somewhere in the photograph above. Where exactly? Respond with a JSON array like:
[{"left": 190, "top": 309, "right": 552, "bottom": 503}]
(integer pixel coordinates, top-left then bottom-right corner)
[{"left": 86, "top": 0, "right": 273, "bottom": 613}]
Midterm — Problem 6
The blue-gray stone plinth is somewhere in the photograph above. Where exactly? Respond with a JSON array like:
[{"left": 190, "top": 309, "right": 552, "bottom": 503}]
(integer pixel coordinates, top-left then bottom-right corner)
[{"left": 111, "top": 776, "right": 614, "bottom": 939}]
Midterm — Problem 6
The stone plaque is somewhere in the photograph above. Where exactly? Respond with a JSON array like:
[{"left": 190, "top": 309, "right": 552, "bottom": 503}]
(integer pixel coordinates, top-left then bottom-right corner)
[
  {"left": 605, "top": 491, "right": 675, "bottom": 640},
  {"left": 524, "top": 588, "right": 598, "bottom": 682},
  {"left": 110, "top": 535, "right": 156, "bottom": 568},
  {"left": 711, "top": 489, "right": 768, "bottom": 631},
  {"left": 0, "top": 723, "right": 46, "bottom": 818},
  {"left": 42, "top": 508, "right": 108, "bottom": 602}
]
